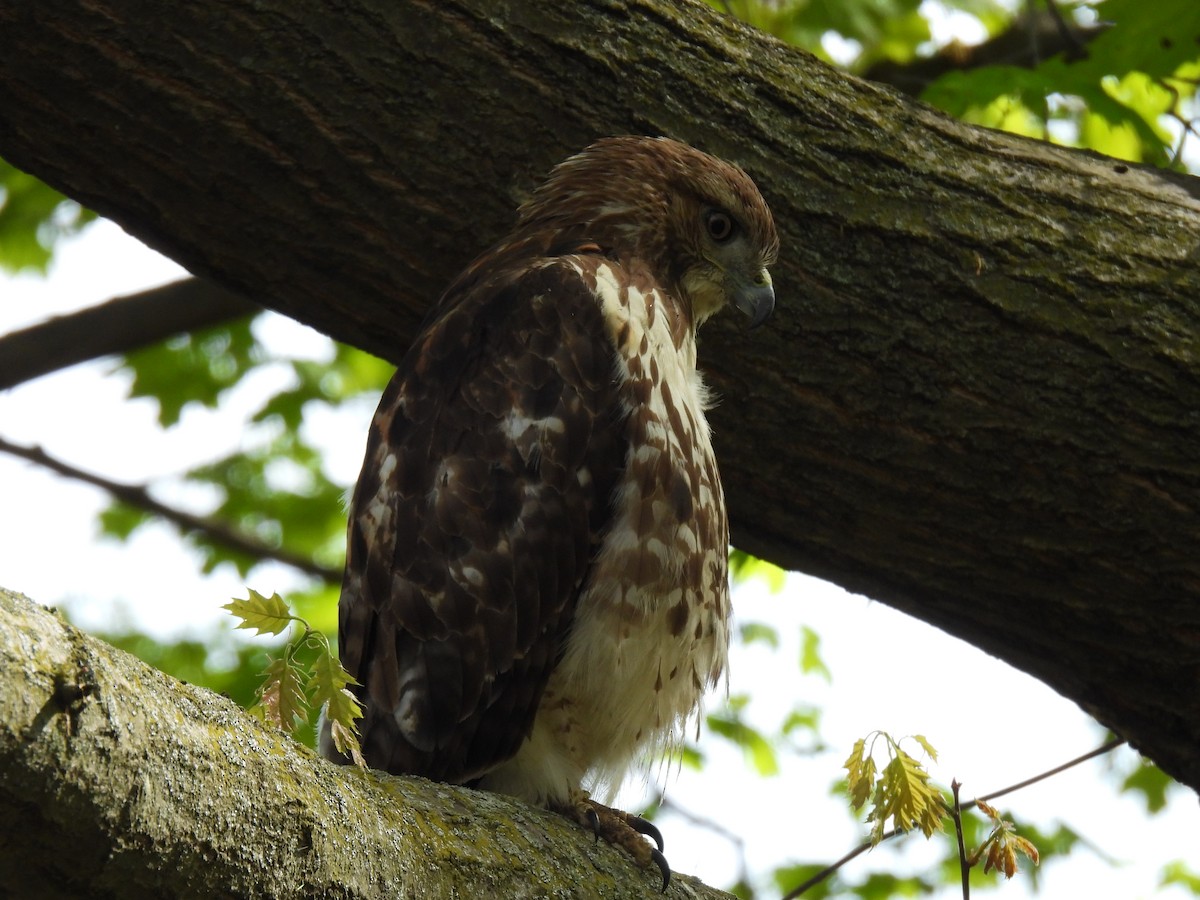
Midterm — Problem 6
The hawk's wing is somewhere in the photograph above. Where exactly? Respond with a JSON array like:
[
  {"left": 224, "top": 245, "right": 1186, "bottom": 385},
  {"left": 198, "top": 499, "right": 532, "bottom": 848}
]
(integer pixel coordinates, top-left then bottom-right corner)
[{"left": 337, "top": 257, "right": 628, "bottom": 782}]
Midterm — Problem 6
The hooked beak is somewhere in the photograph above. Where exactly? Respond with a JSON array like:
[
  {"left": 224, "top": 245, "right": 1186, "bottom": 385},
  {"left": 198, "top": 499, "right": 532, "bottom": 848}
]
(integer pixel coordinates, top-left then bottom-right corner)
[{"left": 730, "top": 267, "right": 775, "bottom": 329}]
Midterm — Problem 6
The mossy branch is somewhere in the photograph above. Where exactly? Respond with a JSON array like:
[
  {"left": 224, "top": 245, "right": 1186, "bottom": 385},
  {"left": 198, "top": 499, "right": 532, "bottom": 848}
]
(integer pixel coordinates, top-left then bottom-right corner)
[{"left": 0, "top": 586, "right": 729, "bottom": 899}]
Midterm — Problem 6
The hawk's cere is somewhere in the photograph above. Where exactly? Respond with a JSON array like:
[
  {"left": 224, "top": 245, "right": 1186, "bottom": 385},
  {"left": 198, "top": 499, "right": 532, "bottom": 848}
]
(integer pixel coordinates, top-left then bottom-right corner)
[{"left": 323, "top": 136, "right": 778, "bottom": 883}]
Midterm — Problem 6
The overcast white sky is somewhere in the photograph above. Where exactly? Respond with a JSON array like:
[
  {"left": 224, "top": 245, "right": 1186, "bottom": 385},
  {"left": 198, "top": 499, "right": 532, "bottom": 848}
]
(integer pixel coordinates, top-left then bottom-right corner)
[{"left": 2, "top": 214, "right": 1197, "bottom": 898}]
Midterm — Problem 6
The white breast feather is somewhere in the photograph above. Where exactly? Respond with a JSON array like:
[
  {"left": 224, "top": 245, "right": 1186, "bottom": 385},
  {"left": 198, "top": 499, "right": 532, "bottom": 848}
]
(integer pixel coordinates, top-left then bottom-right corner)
[{"left": 479, "top": 261, "right": 731, "bottom": 806}]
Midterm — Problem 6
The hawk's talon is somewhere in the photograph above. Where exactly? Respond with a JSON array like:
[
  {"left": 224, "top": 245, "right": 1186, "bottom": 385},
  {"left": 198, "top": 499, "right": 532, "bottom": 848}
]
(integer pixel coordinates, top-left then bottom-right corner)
[
  {"left": 586, "top": 805, "right": 601, "bottom": 841},
  {"left": 651, "top": 847, "right": 671, "bottom": 892},
  {"left": 626, "top": 814, "right": 665, "bottom": 853},
  {"left": 556, "top": 795, "right": 672, "bottom": 889}
]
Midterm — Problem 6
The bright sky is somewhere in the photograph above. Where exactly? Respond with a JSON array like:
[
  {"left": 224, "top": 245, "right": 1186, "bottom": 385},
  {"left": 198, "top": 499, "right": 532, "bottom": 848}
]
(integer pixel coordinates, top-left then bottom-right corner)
[{"left": 2, "top": 219, "right": 1196, "bottom": 898}]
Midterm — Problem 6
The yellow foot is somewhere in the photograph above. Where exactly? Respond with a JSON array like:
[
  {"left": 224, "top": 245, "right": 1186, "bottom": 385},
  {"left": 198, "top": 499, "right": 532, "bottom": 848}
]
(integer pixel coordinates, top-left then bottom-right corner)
[{"left": 552, "top": 791, "right": 670, "bottom": 891}]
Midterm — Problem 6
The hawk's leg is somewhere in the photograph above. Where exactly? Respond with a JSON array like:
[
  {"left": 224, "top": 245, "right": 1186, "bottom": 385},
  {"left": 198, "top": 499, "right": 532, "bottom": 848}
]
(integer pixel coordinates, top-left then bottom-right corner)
[{"left": 553, "top": 790, "right": 671, "bottom": 891}]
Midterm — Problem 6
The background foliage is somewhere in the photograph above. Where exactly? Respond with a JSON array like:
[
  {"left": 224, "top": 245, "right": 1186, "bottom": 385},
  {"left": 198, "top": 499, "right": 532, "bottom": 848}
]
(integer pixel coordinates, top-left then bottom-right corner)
[{"left": 1, "top": 1, "right": 1197, "bottom": 896}]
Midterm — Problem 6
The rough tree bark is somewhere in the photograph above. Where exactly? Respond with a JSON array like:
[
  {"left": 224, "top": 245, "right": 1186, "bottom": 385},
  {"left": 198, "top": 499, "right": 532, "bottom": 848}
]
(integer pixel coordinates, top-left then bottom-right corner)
[
  {"left": 0, "top": 588, "right": 723, "bottom": 899},
  {"left": 0, "top": 0, "right": 1198, "bottom": 887}
]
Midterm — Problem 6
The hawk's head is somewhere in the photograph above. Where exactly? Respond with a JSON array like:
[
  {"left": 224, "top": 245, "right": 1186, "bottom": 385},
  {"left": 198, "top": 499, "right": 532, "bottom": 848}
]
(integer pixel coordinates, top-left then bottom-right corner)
[{"left": 516, "top": 136, "right": 780, "bottom": 328}]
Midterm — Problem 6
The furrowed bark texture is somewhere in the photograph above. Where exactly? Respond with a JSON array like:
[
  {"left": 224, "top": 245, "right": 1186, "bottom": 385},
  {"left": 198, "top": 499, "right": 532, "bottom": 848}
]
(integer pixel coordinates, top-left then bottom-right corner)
[
  {"left": 0, "top": 588, "right": 726, "bottom": 899},
  {"left": 0, "top": 0, "right": 1198, "bottom": 799}
]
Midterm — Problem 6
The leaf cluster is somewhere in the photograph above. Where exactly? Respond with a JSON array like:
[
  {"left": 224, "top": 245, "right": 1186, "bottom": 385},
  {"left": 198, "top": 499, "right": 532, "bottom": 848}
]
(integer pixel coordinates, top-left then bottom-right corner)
[
  {"left": 223, "top": 589, "right": 364, "bottom": 766},
  {"left": 967, "top": 799, "right": 1040, "bottom": 879},
  {"left": 99, "top": 318, "right": 393, "bottom": 587},
  {"left": 923, "top": 0, "right": 1200, "bottom": 166},
  {"left": 845, "top": 732, "right": 945, "bottom": 844},
  {"left": 0, "top": 158, "right": 95, "bottom": 273}
]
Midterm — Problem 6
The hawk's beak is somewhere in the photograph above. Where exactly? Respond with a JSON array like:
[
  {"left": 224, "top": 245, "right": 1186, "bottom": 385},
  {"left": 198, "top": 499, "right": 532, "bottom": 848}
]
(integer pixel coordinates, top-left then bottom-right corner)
[{"left": 731, "top": 267, "right": 775, "bottom": 329}]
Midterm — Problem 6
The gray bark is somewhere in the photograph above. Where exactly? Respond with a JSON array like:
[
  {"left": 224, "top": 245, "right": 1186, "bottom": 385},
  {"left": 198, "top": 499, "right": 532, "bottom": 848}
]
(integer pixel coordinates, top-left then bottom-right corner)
[{"left": 0, "top": 587, "right": 727, "bottom": 899}]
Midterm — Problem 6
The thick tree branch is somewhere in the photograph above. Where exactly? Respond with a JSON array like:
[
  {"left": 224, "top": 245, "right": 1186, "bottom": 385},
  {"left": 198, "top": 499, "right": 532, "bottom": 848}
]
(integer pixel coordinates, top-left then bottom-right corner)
[
  {"left": 0, "top": 587, "right": 724, "bottom": 899},
  {"left": 0, "top": 1, "right": 1198, "bottom": 798},
  {"left": 0, "top": 436, "right": 340, "bottom": 582},
  {"left": 0, "top": 278, "right": 256, "bottom": 390}
]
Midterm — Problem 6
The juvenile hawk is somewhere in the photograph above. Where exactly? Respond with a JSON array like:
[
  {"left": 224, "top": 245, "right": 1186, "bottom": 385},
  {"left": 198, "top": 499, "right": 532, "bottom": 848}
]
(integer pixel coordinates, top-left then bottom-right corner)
[{"left": 325, "top": 136, "right": 778, "bottom": 884}]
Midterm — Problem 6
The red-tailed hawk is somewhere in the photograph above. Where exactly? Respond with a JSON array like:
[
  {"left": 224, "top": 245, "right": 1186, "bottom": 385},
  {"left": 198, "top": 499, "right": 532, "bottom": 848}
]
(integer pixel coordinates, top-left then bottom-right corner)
[{"left": 324, "top": 136, "right": 778, "bottom": 885}]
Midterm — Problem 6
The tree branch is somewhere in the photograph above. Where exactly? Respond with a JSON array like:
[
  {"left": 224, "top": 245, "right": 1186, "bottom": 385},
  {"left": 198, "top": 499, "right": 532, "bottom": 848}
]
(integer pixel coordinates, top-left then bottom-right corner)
[
  {"left": 0, "top": 436, "right": 340, "bottom": 582},
  {"left": 0, "top": 277, "right": 257, "bottom": 390},
  {"left": 0, "top": 587, "right": 727, "bottom": 899},
  {"left": 0, "top": 0, "right": 1198, "bottom": 794},
  {"left": 863, "top": 7, "right": 1105, "bottom": 95}
]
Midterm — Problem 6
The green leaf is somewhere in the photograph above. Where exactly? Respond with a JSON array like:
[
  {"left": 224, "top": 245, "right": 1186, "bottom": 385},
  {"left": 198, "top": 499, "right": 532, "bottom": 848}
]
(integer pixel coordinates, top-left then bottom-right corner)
[
  {"left": 97, "top": 501, "right": 153, "bottom": 541},
  {"left": 1161, "top": 860, "right": 1200, "bottom": 892},
  {"left": 121, "top": 318, "right": 263, "bottom": 427},
  {"left": 257, "top": 655, "right": 309, "bottom": 729},
  {"left": 1091, "top": 0, "right": 1200, "bottom": 79},
  {"left": 739, "top": 621, "right": 779, "bottom": 648},
  {"left": 728, "top": 549, "right": 787, "bottom": 591},
  {"left": 781, "top": 705, "right": 821, "bottom": 738},
  {"left": 708, "top": 715, "right": 780, "bottom": 777},
  {"left": 799, "top": 626, "right": 831, "bottom": 682},
  {"left": 0, "top": 159, "right": 96, "bottom": 273},
  {"left": 921, "top": 0, "right": 1200, "bottom": 168},
  {"left": 223, "top": 589, "right": 295, "bottom": 636},
  {"left": 844, "top": 737, "right": 876, "bottom": 810},
  {"left": 911, "top": 733, "right": 938, "bottom": 763},
  {"left": 1120, "top": 761, "right": 1174, "bottom": 813},
  {"left": 307, "top": 642, "right": 359, "bottom": 701}
]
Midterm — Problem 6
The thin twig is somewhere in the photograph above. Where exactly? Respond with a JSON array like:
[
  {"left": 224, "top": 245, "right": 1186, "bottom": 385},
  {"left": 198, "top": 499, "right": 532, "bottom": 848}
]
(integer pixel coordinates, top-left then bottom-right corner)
[
  {"left": 1040, "top": 0, "right": 1088, "bottom": 60},
  {"left": 951, "top": 780, "right": 969, "bottom": 900},
  {"left": 782, "top": 737, "right": 1125, "bottom": 898},
  {"left": 970, "top": 736, "right": 1125, "bottom": 808},
  {"left": 0, "top": 435, "right": 341, "bottom": 582}
]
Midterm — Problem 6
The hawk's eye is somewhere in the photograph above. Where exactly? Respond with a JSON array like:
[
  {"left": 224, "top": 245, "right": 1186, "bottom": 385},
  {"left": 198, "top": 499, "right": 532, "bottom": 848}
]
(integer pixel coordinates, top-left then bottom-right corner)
[{"left": 705, "top": 210, "right": 736, "bottom": 243}]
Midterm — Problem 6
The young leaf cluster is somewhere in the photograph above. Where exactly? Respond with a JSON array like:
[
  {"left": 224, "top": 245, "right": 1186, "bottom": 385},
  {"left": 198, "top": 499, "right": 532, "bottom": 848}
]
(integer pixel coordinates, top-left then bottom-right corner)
[
  {"left": 223, "top": 588, "right": 364, "bottom": 766},
  {"left": 968, "top": 799, "right": 1040, "bottom": 879},
  {"left": 845, "top": 731, "right": 945, "bottom": 844}
]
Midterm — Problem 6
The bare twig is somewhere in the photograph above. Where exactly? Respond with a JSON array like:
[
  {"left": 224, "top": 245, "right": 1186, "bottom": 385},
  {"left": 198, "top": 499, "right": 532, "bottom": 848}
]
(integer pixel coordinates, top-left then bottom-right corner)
[
  {"left": 951, "top": 779, "right": 969, "bottom": 900},
  {"left": 0, "top": 435, "right": 341, "bottom": 582},
  {"left": 970, "top": 736, "right": 1125, "bottom": 808},
  {"left": 1040, "top": 0, "right": 1089, "bottom": 61}
]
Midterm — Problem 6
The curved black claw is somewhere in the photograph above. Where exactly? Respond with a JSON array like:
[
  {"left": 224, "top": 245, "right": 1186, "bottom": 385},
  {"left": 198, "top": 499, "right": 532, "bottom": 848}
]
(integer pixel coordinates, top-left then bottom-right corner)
[
  {"left": 626, "top": 814, "right": 665, "bottom": 853},
  {"left": 586, "top": 806, "right": 601, "bottom": 841},
  {"left": 650, "top": 847, "right": 671, "bottom": 892}
]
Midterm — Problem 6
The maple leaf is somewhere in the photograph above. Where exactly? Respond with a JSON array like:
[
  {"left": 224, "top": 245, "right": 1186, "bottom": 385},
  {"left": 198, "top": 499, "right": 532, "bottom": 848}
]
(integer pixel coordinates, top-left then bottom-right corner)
[{"left": 223, "top": 589, "right": 295, "bottom": 636}]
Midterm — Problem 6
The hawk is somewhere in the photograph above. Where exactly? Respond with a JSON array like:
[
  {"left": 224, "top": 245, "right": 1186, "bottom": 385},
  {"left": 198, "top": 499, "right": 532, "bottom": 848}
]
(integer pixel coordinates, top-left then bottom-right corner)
[{"left": 323, "top": 136, "right": 778, "bottom": 885}]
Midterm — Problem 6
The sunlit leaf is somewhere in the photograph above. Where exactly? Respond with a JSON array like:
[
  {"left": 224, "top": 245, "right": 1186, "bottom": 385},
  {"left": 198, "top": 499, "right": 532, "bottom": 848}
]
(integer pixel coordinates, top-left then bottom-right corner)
[
  {"left": 708, "top": 715, "right": 780, "bottom": 777},
  {"left": 1120, "top": 761, "right": 1174, "bottom": 813},
  {"left": 911, "top": 734, "right": 938, "bottom": 763},
  {"left": 0, "top": 160, "right": 96, "bottom": 273},
  {"left": 1161, "top": 860, "right": 1200, "bottom": 892},
  {"left": 799, "top": 626, "right": 831, "bottom": 682},
  {"left": 223, "top": 589, "right": 295, "bottom": 636},
  {"left": 739, "top": 621, "right": 779, "bottom": 648}
]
